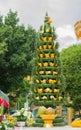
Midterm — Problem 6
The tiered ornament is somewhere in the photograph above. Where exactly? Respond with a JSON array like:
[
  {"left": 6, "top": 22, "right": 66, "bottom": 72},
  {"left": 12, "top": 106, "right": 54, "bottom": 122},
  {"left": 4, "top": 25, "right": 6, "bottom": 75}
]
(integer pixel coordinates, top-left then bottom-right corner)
[{"left": 32, "top": 13, "right": 63, "bottom": 107}]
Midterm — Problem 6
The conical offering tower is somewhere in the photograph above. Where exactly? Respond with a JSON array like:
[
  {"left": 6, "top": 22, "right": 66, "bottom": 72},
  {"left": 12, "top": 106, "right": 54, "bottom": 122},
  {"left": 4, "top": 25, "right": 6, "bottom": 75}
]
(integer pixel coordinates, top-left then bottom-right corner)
[{"left": 32, "top": 13, "right": 64, "bottom": 108}]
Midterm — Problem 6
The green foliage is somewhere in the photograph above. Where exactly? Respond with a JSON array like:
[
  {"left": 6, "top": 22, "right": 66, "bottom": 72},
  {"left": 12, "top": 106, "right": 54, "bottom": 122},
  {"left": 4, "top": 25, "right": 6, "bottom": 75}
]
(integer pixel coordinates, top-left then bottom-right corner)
[
  {"left": 32, "top": 13, "right": 65, "bottom": 107},
  {"left": 73, "top": 95, "right": 81, "bottom": 117},
  {"left": 60, "top": 44, "right": 81, "bottom": 99},
  {"left": 33, "top": 116, "right": 44, "bottom": 127},
  {"left": 0, "top": 122, "right": 5, "bottom": 130},
  {"left": 0, "top": 10, "right": 37, "bottom": 93},
  {"left": 52, "top": 116, "right": 65, "bottom": 126}
]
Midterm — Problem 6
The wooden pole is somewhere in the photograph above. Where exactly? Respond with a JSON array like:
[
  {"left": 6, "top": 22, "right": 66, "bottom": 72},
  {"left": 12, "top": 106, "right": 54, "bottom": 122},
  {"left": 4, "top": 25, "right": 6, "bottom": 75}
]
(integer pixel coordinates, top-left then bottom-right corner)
[
  {"left": 56, "top": 105, "right": 62, "bottom": 116},
  {"left": 67, "top": 107, "right": 73, "bottom": 125}
]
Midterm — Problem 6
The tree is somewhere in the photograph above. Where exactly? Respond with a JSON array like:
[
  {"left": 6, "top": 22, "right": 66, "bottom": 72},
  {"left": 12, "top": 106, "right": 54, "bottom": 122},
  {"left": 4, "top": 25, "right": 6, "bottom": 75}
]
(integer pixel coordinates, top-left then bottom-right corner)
[
  {"left": 60, "top": 44, "right": 81, "bottom": 99},
  {"left": 32, "top": 13, "right": 65, "bottom": 108},
  {"left": 0, "top": 10, "right": 37, "bottom": 93},
  {"left": 73, "top": 95, "right": 81, "bottom": 117}
]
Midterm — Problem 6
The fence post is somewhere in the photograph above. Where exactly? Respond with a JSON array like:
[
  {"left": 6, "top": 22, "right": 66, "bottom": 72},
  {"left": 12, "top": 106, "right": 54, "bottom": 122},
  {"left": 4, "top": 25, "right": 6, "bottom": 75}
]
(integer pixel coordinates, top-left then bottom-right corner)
[
  {"left": 67, "top": 107, "right": 73, "bottom": 125},
  {"left": 56, "top": 105, "right": 62, "bottom": 116}
]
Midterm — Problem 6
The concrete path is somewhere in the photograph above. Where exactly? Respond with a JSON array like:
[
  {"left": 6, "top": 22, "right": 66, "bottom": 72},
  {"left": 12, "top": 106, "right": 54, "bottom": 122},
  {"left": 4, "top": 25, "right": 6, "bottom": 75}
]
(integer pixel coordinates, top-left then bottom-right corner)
[{"left": 14, "top": 126, "right": 81, "bottom": 130}]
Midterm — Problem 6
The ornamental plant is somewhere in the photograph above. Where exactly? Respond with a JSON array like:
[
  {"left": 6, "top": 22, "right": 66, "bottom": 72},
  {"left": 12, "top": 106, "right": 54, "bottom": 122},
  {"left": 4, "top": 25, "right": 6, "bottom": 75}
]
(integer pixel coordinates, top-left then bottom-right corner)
[
  {"left": 12, "top": 108, "right": 33, "bottom": 122},
  {"left": 0, "top": 97, "right": 9, "bottom": 115},
  {"left": 0, "top": 115, "right": 15, "bottom": 130},
  {"left": 32, "top": 12, "right": 65, "bottom": 108}
]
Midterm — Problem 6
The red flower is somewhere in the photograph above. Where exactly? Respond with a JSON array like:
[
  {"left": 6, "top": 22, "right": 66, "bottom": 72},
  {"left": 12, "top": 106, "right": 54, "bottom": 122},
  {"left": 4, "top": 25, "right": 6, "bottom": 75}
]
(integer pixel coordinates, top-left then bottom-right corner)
[
  {"left": 0, "top": 98, "right": 9, "bottom": 108},
  {"left": 0, "top": 98, "right": 3, "bottom": 106},
  {"left": 3, "top": 100, "right": 9, "bottom": 108}
]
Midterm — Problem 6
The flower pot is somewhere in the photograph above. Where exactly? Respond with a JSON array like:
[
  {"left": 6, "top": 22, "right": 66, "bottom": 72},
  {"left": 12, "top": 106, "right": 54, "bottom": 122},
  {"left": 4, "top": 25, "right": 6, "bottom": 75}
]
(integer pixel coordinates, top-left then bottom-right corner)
[{"left": 16, "top": 121, "right": 25, "bottom": 127}]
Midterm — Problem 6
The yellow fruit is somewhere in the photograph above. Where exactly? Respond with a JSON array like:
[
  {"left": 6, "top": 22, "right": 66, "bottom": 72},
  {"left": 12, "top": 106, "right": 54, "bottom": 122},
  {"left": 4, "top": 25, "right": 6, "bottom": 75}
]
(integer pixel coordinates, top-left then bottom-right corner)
[
  {"left": 46, "top": 107, "right": 54, "bottom": 114},
  {"left": 38, "top": 106, "right": 46, "bottom": 116}
]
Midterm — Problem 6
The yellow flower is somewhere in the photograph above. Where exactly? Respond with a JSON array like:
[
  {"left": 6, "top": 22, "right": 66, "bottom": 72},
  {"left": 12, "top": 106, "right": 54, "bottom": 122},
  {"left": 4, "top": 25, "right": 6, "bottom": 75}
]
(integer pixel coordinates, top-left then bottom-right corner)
[
  {"left": 54, "top": 89, "right": 59, "bottom": 93},
  {"left": 52, "top": 79, "right": 56, "bottom": 84},
  {"left": 49, "top": 62, "right": 54, "bottom": 67},
  {"left": 44, "top": 88, "right": 50, "bottom": 92},
  {"left": 38, "top": 63, "right": 42, "bottom": 67},
  {"left": 39, "top": 71, "right": 44, "bottom": 74},
  {"left": 7, "top": 115, "right": 15, "bottom": 124},
  {"left": 45, "top": 71, "right": 51, "bottom": 75},
  {"left": 58, "top": 80, "right": 61, "bottom": 84},
  {"left": 53, "top": 71, "right": 58, "bottom": 75},
  {"left": 39, "top": 53, "right": 43, "bottom": 58},
  {"left": 48, "top": 37, "right": 53, "bottom": 42},
  {"left": 50, "top": 53, "right": 55, "bottom": 58},
  {"left": 48, "top": 45, "right": 51, "bottom": 49},
  {"left": 35, "top": 96, "right": 39, "bottom": 100},
  {"left": 54, "top": 97, "right": 57, "bottom": 100},
  {"left": 58, "top": 96, "right": 62, "bottom": 101},
  {"left": 45, "top": 53, "right": 49, "bottom": 58},
  {"left": 71, "top": 120, "right": 81, "bottom": 127},
  {"left": 39, "top": 46, "right": 42, "bottom": 50},
  {"left": 38, "top": 88, "right": 43, "bottom": 93},
  {"left": 41, "top": 79, "right": 46, "bottom": 83},
  {"left": 42, "top": 37, "right": 47, "bottom": 41},
  {"left": 43, "top": 62, "right": 48, "bottom": 67},
  {"left": 42, "top": 96, "right": 47, "bottom": 99},
  {"left": 43, "top": 45, "right": 47, "bottom": 49},
  {"left": 47, "top": 17, "right": 52, "bottom": 24},
  {"left": 46, "top": 28, "right": 50, "bottom": 32},
  {"left": 49, "top": 79, "right": 53, "bottom": 84}
]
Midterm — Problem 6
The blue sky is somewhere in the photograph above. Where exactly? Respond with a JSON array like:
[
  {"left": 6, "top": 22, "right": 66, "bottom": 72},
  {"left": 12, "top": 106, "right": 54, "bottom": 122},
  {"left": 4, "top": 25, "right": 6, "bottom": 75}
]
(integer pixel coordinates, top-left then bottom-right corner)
[{"left": 0, "top": 0, "right": 81, "bottom": 50}]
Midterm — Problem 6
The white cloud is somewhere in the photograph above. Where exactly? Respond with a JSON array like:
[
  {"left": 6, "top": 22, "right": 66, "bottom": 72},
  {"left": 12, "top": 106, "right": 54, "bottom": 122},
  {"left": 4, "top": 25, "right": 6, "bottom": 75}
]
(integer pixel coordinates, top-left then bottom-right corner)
[
  {"left": 0, "top": 0, "right": 81, "bottom": 51},
  {"left": 56, "top": 25, "right": 77, "bottom": 51}
]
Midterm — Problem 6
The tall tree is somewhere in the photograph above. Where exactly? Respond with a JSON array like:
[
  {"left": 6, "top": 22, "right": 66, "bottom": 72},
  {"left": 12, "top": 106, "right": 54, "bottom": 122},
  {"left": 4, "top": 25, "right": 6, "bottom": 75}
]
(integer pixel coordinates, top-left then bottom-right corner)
[
  {"left": 60, "top": 44, "right": 81, "bottom": 99},
  {"left": 0, "top": 10, "right": 37, "bottom": 93}
]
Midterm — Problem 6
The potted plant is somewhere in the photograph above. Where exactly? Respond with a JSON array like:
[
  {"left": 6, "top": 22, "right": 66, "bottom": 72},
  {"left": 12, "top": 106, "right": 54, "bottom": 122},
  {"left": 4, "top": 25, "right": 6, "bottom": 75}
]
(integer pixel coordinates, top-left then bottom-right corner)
[{"left": 12, "top": 108, "right": 33, "bottom": 127}]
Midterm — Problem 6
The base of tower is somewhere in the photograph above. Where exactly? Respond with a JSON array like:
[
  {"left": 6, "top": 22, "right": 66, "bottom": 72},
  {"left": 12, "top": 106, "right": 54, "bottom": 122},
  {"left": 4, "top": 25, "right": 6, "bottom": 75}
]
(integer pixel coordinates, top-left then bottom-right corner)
[{"left": 40, "top": 114, "right": 57, "bottom": 128}]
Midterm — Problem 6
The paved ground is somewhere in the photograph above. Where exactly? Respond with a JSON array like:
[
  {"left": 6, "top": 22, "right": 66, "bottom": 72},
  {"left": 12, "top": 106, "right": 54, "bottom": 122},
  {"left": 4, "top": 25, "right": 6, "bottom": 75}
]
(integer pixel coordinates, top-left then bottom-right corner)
[{"left": 14, "top": 126, "right": 81, "bottom": 130}]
